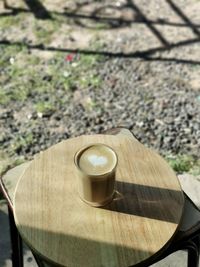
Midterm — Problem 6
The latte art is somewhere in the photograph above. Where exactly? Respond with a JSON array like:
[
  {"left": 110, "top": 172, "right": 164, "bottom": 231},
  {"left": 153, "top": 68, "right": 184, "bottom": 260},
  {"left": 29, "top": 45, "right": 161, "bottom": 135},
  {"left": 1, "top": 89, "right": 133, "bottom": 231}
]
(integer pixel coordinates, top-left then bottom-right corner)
[
  {"left": 78, "top": 145, "right": 117, "bottom": 176},
  {"left": 87, "top": 155, "right": 108, "bottom": 167}
]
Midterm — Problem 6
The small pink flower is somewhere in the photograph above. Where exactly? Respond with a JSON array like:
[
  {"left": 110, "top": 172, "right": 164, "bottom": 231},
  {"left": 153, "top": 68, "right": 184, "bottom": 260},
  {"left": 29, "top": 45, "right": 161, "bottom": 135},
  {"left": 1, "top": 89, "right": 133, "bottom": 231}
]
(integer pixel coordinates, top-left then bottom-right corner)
[{"left": 65, "top": 54, "right": 75, "bottom": 62}]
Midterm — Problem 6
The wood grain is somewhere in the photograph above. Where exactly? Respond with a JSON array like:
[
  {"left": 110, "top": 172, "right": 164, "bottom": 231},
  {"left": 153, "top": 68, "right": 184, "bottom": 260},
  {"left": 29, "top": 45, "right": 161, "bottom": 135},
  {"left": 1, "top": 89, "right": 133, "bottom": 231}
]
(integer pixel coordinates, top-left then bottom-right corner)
[{"left": 14, "top": 134, "right": 184, "bottom": 267}]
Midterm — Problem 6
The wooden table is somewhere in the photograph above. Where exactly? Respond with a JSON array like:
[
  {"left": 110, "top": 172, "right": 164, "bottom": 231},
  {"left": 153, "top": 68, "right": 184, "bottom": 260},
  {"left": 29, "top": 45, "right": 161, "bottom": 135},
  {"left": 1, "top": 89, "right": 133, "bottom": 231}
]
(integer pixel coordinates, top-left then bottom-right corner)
[{"left": 13, "top": 133, "right": 184, "bottom": 267}]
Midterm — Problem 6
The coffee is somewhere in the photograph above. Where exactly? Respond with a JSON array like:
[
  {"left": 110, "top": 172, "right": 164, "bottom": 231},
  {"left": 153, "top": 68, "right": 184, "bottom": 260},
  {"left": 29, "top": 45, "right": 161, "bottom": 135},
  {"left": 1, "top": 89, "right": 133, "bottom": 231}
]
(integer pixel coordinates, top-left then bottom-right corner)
[
  {"left": 74, "top": 144, "right": 118, "bottom": 207},
  {"left": 78, "top": 145, "right": 116, "bottom": 175}
]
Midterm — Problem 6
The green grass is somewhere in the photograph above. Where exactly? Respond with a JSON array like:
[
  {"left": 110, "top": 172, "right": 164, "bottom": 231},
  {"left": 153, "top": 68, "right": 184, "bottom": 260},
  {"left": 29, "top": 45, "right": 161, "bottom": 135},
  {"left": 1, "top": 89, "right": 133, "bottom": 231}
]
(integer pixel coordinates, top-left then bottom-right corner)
[
  {"left": 0, "top": 14, "right": 22, "bottom": 28},
  {"left": 0, "top": 45, "right": 24, "bottom": 68},
  {"left": 0, "top": 91, "right": 10, "bottom": 105},
  {"left": 0, "top": 150, "right": 25, "bottom": 200},
  {"left": 0, "top": 28, "right": 104, "bottom": 98},
  {"left": 80, "top": 74, "right": 101, "bottom": 88},
  {"left": 34, "top": 20, "right": 60, "bottom": 44},
  {"left": 0, "top": 44, "right": 103, "bottom": 107},
  {"left": 35, "top": 101, "right": 55, "bottom": 115},
  {"left": 0, "top": 24, "right": 104, "bottom": 161},
  {"left": 44, "top": 52, "right": 103, "bottom": 92},
  {"left": 0, "top": 86, "right": 30, "bottom": 105},
  {"left": 0, "top": 150, "right": 25, "bottom": 175},
  {"left": 166, "top": 154, "right": 200, "bottom": 175},
  {"left": 11, "top": 133, "right": 34, "bottom": 152}
]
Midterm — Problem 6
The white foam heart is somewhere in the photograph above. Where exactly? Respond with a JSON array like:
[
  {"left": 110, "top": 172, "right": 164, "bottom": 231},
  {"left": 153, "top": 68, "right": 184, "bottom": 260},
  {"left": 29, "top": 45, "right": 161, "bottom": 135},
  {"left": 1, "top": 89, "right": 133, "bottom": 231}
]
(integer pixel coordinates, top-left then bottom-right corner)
[{"left": 88, "top": 154, "right": 107, "bottom": 167}]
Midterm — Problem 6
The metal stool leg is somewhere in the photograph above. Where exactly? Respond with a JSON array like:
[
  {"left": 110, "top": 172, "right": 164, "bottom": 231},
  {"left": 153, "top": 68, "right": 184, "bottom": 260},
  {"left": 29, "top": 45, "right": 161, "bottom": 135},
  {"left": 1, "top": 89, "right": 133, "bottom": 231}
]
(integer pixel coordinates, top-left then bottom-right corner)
[
  {"left": 190, "top": 235, "right": 200, "bottom": 267},
  {"left": 8, "top": 206, "right": 24, "bottom": 267},
  {"left": 32, "top": 252, "right": 46, "bottom": 267},
  {"left": 187, "top": 240, "right": 199, "bottom": 267}
]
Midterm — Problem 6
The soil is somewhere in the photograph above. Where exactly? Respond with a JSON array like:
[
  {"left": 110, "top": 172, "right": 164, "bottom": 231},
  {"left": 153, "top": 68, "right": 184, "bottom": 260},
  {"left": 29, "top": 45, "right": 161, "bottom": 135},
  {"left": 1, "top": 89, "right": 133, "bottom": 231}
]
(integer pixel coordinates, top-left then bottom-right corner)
[{"left": 0, "top": 0, "right": 200, "bottom": 173}]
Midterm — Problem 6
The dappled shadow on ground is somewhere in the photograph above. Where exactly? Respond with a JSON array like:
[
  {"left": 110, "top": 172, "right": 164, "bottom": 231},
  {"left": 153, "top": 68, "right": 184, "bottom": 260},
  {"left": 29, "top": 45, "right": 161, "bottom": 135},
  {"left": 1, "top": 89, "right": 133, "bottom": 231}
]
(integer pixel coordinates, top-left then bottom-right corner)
[
  {"left": 0, "top": 0, "right": 200, "bottom": 64},
  {"left": 1, "top": 0, "right": 200, "bottom": 30},
  {"left": 2, "top": 0, "right": 51, "bottom": 19},
  {"left": 1, "top": 38, "right": 200, "bottom": 65}
]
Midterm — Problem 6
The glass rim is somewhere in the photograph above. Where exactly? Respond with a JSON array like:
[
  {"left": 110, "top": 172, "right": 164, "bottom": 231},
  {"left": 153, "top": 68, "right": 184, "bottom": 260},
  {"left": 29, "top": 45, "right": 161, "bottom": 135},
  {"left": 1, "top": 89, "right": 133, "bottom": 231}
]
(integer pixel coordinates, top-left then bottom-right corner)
[{"left": 74, "top": 143, "right": 118, "bottom": 177}]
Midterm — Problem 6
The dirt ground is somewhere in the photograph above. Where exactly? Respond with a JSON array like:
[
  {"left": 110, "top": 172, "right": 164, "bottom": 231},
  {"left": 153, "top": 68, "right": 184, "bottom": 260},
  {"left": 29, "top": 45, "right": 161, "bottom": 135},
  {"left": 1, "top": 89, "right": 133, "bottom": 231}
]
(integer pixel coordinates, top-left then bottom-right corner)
[{"left": 0, "top": 0, "right": 200, "bottom": 174}]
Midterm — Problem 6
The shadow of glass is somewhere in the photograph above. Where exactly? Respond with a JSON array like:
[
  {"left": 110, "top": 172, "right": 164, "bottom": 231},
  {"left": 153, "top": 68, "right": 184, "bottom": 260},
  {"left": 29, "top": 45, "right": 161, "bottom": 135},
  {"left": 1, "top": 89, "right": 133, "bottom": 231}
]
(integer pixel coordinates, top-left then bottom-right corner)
[{"left": 102, "top": 181, "right": 183, "bottom": 224}]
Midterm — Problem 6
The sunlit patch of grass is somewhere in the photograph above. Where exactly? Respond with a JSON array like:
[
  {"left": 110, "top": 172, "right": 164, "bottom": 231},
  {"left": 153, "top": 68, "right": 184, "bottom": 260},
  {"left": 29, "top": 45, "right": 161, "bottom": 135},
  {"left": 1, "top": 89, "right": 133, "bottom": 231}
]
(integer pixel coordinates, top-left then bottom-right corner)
[
  {"left": 0, "top": 40, "right": 104, "bottom": 108},
  {"left": 45, "top": 52, "right": 103, "bottom": 91},
  {"left": 34, "top": 20, "right": 60, "bottom": 44},
  {"left": 0, "top": 150, "right": 25, "bottom": 176},
  {"left": 80, "top": 53, "right": 104, "bottom": 67},
  {"left": 0, "top": 91, "right": 10, "bottom": 105},
  {"left": 80, "top": 74, "right": 101, "bottom": 88},
  {"left": 0, "top": 150, "right": 11, "bottom": 176},
  {"left": 0, "top": 45, "right": 24, "bottom": 68},
  {"left": 11, "top": 133, "right": 34, "bottom": 153},
  {"left": 0, "top": 85, "right": 30, "bottom": 104},
  {"left": 28, "top": 56, "right": 41, "bottom": 65},
  {"left": 85, "top": 98, "right": 98, "bottom": 111},
  {"left": 166, "top": 154, "right": 200, "bottom": 175},
  {"left": 0, "top": 150, "right": 25, "bottom": 201},
  {"left": 0, "top": 14, "right": 22, "bottom": 28},
  {"left": 35, "top": 101, "right": 55, "bottom": 115}
]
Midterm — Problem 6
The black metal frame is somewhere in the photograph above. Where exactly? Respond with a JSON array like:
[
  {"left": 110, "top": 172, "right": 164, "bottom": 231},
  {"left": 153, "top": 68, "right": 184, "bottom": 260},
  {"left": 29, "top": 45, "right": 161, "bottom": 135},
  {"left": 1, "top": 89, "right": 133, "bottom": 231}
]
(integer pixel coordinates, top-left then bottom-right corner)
[
  {"left": 187, "top": 238, "right": 200, "bottom": 267},
  {"left": 7, "top": 205, "right": 45, "bottom": 267},
  {"left": 154, "top": 236, "right": 200, "bottom": 267},
  {"left": 8, "top": 206, "right": 24, "bottom": 267}
]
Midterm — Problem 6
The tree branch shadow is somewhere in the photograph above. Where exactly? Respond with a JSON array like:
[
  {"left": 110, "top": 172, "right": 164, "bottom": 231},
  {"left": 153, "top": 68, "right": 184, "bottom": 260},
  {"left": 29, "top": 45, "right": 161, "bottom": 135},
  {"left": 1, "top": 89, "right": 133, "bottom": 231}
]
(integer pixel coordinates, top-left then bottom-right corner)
[
  {"left": 0, "top": 37, "right": 200, "bottom": 65},
  {"left": 1, "top": 0, "right": 200, "bottom": 30},
  {"left": 0, "top": 0, "right": 200, "bottom": 65},
  {"left": 2, "top": 0, "right": 51, "bottom": 19}
]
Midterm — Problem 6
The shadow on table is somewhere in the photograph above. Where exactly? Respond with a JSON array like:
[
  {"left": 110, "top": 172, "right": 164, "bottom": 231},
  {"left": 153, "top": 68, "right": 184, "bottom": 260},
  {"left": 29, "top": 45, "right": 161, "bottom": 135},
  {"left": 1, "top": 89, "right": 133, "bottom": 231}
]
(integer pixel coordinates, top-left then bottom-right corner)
[
  {"left": 103, "top": 181, "right": 183, "bottom": 224},
  {"left": 18, "top": 224, "right": 156, "bottom": 267}
]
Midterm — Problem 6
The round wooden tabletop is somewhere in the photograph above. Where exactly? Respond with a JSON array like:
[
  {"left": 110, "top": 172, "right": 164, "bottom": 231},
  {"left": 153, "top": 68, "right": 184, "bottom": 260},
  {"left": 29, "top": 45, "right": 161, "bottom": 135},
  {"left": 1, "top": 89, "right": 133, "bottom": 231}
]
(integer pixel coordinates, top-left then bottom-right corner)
[{"left": 14, "top": 134, "right": 184, "bottom": 267}]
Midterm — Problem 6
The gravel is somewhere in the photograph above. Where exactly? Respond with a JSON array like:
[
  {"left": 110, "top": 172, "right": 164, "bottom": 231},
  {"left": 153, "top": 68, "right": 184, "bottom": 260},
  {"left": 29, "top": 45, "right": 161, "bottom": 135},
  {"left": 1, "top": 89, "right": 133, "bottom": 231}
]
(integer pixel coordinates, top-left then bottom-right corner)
[
  {"left": 0, "top": 0, "right": 200, "bottom": 162},
  {"left": 0, "top": 55, "right": 200, "bottom": 160}
]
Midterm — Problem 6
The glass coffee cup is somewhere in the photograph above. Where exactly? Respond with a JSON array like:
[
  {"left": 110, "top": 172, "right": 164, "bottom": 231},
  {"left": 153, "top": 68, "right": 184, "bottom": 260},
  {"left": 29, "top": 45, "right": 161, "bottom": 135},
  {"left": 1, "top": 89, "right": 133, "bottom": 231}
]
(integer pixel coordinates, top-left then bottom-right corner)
[{"left": 74, "top": 143, "right": 118, "bottom": 207}]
